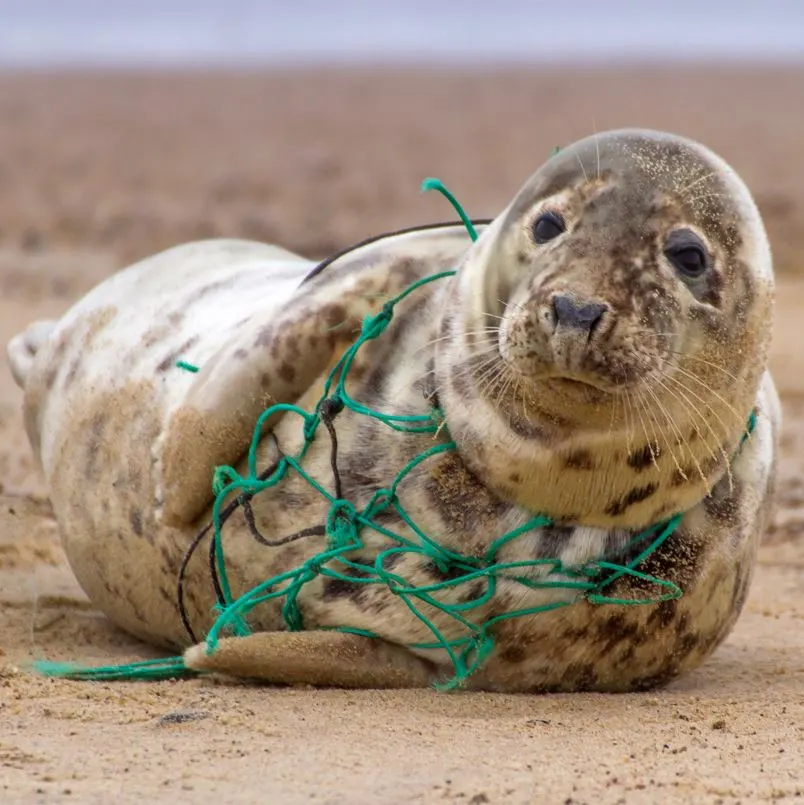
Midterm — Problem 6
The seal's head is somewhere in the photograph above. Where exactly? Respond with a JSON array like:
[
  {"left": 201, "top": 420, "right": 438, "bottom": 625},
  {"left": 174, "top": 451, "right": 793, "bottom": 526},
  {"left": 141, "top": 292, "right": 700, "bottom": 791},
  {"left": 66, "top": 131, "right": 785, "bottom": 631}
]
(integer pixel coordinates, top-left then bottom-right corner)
[{"left": 437, "top": 128, "right": 773, "bottom": 528}]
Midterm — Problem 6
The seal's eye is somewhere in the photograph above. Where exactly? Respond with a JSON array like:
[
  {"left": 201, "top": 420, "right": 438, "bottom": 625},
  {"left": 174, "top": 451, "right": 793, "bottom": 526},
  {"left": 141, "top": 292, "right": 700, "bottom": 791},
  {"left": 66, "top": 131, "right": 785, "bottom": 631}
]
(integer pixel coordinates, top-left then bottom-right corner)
[
  {"left": 664, "top": 229, "right": 710, "bottom": 279},
  {"left": 532, "top": 211, "right": 566, "bottom": 244}
]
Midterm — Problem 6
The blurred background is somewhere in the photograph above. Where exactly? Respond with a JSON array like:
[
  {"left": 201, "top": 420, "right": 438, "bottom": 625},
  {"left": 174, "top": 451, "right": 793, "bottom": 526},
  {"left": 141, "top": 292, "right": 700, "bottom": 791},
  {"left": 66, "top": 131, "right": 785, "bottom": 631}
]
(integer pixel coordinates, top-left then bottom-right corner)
[
  {"left": 4, "top": 1, "right": 804, "bottom": 66},
  {"left": 0, "top": 0, "right": 802, "bottom": 300}
]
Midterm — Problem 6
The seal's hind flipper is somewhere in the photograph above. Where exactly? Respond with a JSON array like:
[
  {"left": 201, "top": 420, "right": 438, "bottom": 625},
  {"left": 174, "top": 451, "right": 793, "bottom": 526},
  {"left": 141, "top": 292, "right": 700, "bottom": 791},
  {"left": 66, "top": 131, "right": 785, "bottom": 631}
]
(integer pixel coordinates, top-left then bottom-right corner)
[
  {"left": 183, "top": 632, "right": 434, "bottom": 689},
  {"left": 7, "top": 320, "right": 56, "bottom": 388}
]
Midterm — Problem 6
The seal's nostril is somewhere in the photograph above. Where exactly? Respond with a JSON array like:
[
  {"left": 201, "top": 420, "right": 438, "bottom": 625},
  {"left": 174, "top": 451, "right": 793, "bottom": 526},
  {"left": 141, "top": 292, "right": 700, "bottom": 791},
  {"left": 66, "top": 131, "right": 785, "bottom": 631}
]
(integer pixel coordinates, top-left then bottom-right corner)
[{"left": 552, "top": 296, "right": 607, "bottom": 336}]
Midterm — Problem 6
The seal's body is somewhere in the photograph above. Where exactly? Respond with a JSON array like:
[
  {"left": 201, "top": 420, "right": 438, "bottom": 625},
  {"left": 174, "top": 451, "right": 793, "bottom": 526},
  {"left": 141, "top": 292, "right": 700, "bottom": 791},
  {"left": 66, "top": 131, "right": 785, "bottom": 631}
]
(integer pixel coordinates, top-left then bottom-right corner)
[{"left": 8, "top": 129, "right": 779, "bottom": 692}]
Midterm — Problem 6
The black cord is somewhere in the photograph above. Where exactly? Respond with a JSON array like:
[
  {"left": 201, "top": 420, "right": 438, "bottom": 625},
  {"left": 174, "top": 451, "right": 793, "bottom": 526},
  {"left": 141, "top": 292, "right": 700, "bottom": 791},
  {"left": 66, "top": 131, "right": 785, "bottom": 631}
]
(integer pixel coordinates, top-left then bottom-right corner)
[
  {"left": 176, "top": 520, "right": 212, "bottom": 643},
  {"left": 241, "top": 497, "right": 325, "bottom": 546},
  {"left": 177, "top": 459, "right": 280, "bottom": 643},
  {"left": 300, "top": 219, "right": 491, "bottom": 285},
  {"left": 319, "top": 396, "right": 345, "bottom": 499},
  {"left": 178, "top": 395, "right": 348, "bottom": 643}
]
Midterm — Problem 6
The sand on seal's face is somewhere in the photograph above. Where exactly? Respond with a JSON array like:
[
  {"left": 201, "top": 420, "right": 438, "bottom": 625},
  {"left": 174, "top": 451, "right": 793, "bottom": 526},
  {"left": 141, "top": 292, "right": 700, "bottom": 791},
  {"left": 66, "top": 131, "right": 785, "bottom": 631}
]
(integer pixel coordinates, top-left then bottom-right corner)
[{"left": 1, "top": 69, "right": 803, "bottom": 805}]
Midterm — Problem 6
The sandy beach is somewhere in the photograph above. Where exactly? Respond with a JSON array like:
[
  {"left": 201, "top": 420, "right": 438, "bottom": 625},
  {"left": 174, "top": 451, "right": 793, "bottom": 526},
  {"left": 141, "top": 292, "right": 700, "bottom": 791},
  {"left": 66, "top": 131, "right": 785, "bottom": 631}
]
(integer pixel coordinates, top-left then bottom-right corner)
[{"left": 1, "top": 67, "right": 804, "bottom": 804}]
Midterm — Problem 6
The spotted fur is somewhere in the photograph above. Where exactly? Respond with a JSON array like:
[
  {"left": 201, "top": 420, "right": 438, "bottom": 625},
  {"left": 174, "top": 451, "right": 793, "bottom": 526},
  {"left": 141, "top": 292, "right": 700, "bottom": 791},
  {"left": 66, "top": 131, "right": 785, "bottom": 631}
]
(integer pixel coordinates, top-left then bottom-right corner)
[{"left": 8, "top": 129, "right": 779, "bottom": 691}]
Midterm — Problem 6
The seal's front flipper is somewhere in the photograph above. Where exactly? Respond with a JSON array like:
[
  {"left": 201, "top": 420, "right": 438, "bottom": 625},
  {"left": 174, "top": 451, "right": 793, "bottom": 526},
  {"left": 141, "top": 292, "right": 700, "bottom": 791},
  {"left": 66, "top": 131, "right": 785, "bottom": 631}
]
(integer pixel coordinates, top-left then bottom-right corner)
[
  {"left": 158, "top": 225, "right": 471, "bottom": 527},
  {"left": 183, "top": 631, "right": 435, "bottom": 689}
]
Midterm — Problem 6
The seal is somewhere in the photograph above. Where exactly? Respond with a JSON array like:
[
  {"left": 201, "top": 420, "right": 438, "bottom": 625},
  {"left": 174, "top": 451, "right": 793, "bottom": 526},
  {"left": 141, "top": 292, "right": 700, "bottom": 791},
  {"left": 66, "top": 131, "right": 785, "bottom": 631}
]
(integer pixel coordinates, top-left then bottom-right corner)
[{"left": 8, "top": 128, "right": 780, "bottom": 692}]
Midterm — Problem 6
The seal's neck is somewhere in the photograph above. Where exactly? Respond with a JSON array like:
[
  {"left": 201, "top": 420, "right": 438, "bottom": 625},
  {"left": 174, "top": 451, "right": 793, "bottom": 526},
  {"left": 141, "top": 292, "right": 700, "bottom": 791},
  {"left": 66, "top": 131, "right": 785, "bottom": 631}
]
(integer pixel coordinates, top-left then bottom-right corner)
[{"left": 435, "top": 368, "right": 750, "bottom": 529}]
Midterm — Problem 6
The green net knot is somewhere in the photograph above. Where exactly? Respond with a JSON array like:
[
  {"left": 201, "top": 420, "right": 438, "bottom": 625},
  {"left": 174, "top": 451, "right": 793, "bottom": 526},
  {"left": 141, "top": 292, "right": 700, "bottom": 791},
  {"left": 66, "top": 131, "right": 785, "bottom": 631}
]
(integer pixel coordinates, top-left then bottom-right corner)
[
  {"left": 281, "top": 555, "right": 332, "bottom": 631},
  {"left": 302, "top": 556, "right": 326, "bottom": 576},
  {"left": 361, "top": 304, "right": 395, "bottom": 340},
  {"left": 327, "top": 499, "right": 360, "bottom": 549},
  {"left": 209, "top": 602, "right": 251, "bottom": 640},
  {"left": 212, "top": 465, "right": 241, "bottom": 496},
  {"left": 428, "top": 551, "right": 458, "bottom": 578},
  {"left": 364, "top": 489, "right": 396, "bottom": 520}
]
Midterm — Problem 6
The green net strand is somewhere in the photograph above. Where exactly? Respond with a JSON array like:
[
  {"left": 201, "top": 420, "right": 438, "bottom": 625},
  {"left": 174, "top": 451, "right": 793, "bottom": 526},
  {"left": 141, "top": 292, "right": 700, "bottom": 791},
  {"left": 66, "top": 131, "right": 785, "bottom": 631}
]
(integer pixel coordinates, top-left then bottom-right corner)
[
  {"left": 421, "top": 177, "right": 479, "bottom": 242},
  {"left": 32, "top": 177, "right": 755, "bottom": 688},
  {"left": 319, "top": 270, "right": 459, "bottom": 434},
  {"left": 186, "top": 178, "right": 691, "bottom": 691},
  {"left": 32, "top": 656, "right": 189, "bottom": 682}
]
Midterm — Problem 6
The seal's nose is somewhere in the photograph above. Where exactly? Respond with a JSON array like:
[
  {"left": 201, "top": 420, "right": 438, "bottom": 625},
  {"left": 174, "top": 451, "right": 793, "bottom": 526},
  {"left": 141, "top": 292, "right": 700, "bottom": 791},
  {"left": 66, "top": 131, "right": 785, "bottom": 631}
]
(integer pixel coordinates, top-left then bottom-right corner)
[{"left": 552, "top": 296, "right": 607, "bottom": 335}]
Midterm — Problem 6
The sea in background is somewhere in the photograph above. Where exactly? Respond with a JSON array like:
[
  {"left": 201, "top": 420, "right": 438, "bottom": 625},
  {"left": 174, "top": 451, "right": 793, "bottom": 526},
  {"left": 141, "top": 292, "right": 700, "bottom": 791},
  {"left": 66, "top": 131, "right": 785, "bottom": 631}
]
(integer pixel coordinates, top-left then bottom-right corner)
[{"left": 1, "top": 0, "right": 804, "bottom": 67}]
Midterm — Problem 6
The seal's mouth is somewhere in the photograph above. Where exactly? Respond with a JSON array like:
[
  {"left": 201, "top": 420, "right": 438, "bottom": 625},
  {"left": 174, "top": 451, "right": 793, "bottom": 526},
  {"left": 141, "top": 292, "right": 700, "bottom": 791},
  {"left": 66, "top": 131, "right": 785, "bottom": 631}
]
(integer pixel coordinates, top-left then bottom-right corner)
[
  {"left": 550, "top": 376, "right": 598, "bottom": 391},
  {"left": 544, "top": 374, "right": 615, "bottom": 398},
  {"left": 495, "top": 304, "right": 665, "bottom": 397}
]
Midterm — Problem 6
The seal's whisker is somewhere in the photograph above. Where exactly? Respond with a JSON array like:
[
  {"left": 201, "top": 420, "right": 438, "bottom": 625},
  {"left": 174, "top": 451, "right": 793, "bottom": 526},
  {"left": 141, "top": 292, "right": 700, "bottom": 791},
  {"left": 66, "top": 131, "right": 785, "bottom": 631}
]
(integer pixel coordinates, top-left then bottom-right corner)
[
  {"left": 463, "top": 344, "right": 501, "bottom": 365},
  {"left": 630, "top": 387, "right": 659, "bottom": 471},
  {"left": 661, "top": 371, "right": 735, "bottom": 440},
  {"left": 576, "top": 153, "right": 589, "bottom": 183},
  {"left": 637, "top": 382, "right": 686, "bottom": 478},
  {"left": 618, "top": 386, "right": 631, "bottom": 441},
  {"left": 638, "top": 381, "right": 707, "bottom": 484},
  {"left": 414, "top": 334, "right": 450, "bottom": 354},
  {"left": 665, "top": 361, "right": 746, "bottom": 425},
  {"left": 487, "top": 367, "right": 515, "bottom": 399},
  {"left": 639, "top": 333, "right": 742, "bottom": 383},
  {"left": 609, "top": 379, "right": 621, "bottom": 437},
  {"left": 655, "top": 375, "right": 733, "bottom": 492},
  {"left": 417, "top": 327, "right": 499, "bottom": 353},
  {"left": 622, "top": 388, "right": 637, "bottom": 457},
  {"left": 519, "top": 375, "right": 541, "bottom": 416},
  {"left": 478, "top": 372, "right": 508, "bottom": 404},
  {"left": 466, "top": 327, "right": 503, "bottom": 339},
  {"left": 594, "top": 129, "right": 601, "bottom": 180},
  {"left": 470, "top": 361, "right": 505, "bottom": 387},
  {"left": 643, "top": 376, "right": 705, "bottom": 473},
  {"left": 468, "top": 352, "right": 506, "bottom": 383},
  {"left": 443, "top": 349, "right": 502, "bottom": 394},
  {"left": 476, "top": 356, "right": 504, "bottom": 389},
  {"left": 497, "top": 297, "right": 525, "bottom": 314},
  {"left": 660, "top": 374, "right": 736, "bottom": 492},
  {"left": 659, "top": 378, "right": 731, "bottom": 484},
  {"left": 470, "top": 370, "right": 503, "bottom": 401},
  {"left": 640, "top": 385, "right": 690, "bottom": 484},
  {"left": 678, "top": 170, "right": 717, "bottom": 195},
  {"left": 518, "top": 376, "right": 529, "bottom": 421},
  {"left": 634, "top": 385, "right": 665, "bottom": 471},
  {"left": 473, "top": 361, "right": 508, "bottom": 398},
  {"left": 667, "top": 352, "right": 742, "bottom": 383},
  {"left": 686, "top": 191, "right": 730, "bottom": 206},
  {"left": 493, "top": 366, "right": 518, "bottom": 401},
  {"left": 491, "top": 372, "right": 516, "bottom": 412}
]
